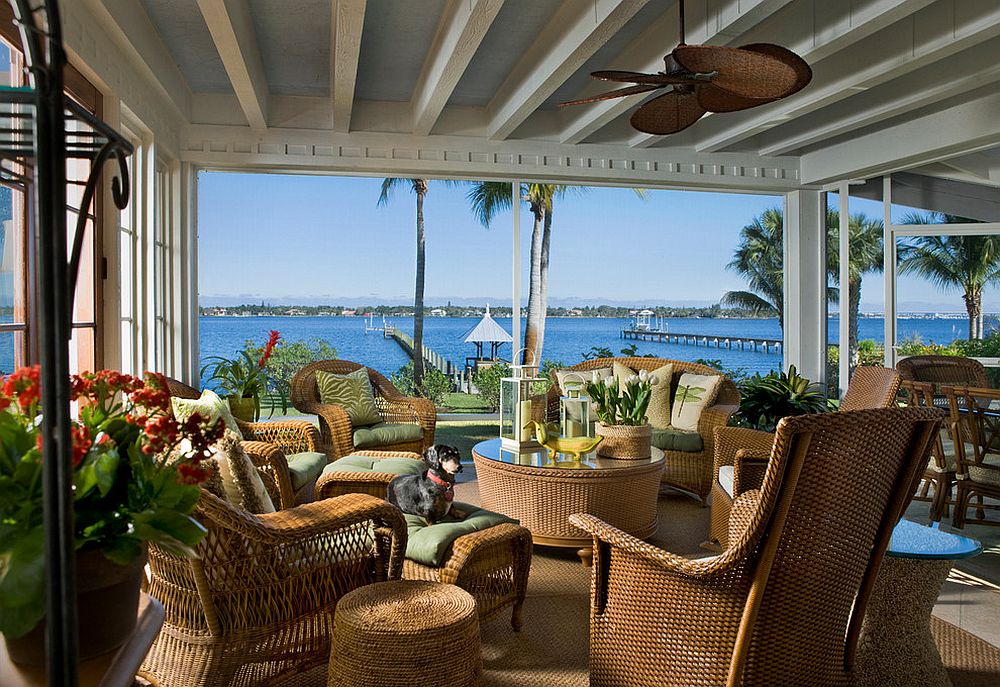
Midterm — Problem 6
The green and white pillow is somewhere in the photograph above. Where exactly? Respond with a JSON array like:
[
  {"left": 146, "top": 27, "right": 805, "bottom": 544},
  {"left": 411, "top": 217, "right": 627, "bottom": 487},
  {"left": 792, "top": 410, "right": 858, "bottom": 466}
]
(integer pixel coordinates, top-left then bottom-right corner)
[
  {"left": 671, "top": 373, "right": 722, "bottom": 431},
  {"left": 171, "top": 388, "right": 243, "bottom": 438},
  {"left": 645, "top": 363, "right": 674, "bottom": 430},
  {"left": 315, "top": 368, "right": 382, "bottom": 427}
]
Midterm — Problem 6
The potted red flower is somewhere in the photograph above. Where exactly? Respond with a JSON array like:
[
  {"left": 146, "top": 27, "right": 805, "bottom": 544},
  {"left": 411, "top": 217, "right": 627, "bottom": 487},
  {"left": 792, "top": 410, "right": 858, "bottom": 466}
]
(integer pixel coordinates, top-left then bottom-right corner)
[
  {"left": 200, "top": 330, "right": 286, "bottom": 421},
  {"left": 0, "top": 367, "right": 224, "bottom": 664}
]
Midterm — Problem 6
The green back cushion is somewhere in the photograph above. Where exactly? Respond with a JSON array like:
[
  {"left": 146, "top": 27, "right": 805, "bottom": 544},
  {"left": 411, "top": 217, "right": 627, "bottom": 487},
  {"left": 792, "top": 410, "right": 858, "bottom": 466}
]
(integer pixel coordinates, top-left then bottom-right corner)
[
  {"left": 171, "top": 388, "right": 243, "bottom": 438},
  {"left": 353, "top": 422, "right": 423, "bottom": 448},
  {"left": 322, "top": 454, "right": 426, "bottom": 476},
  {"left": 315, "top": 368, "right": 381, "bottom": 427},
  {"left": 651, "top": 427, "right": 704, "bottom": 453},
  {"left": 285, "top": 451, "right": 328, "bottom": 491},
  {"left": 404, "top": 504, "right": 517, "bottom": 567}
]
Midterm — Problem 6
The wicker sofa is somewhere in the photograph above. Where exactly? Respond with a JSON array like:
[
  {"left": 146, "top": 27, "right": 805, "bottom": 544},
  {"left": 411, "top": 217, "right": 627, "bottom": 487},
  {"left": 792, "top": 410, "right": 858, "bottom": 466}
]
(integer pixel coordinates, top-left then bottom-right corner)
[
  {"left": 291, "top": 360, "right": 436, "bottom": 460},
  {"left": 544, "top": 357, "right": 740, "bottom": 505}
]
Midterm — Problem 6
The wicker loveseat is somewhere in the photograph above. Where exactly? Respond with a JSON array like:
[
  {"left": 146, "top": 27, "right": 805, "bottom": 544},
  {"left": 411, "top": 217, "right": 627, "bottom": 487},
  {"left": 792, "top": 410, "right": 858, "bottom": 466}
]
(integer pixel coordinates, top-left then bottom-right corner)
[
  {"left": 291, "top": 360, "right": 436, "bottom": 460},
  {"left": 166, "top": 377, "right": 327, "bottom": 507},
  {"left": 544, "top": 357, "right": 740, "bottom": 504}
]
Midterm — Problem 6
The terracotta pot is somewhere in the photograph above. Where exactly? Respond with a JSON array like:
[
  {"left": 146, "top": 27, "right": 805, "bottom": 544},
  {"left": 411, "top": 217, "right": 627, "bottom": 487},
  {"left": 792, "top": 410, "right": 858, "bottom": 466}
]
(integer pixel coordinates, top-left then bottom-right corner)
[
  {"left": 4, "top": 546, "right": 147, "bottom": 666},
  {"left": 594, "top": 422, "right": 652, "bottom": 459},
  {"left": 227, "top": 395, "right": 257, "bottom": 422}
]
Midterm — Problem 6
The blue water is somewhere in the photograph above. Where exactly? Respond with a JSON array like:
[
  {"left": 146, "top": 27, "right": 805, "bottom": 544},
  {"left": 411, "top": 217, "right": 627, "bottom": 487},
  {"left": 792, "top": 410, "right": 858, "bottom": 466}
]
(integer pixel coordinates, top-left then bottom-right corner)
[{"left": 196, "top": 315, "right": 980, "bottom": 383}]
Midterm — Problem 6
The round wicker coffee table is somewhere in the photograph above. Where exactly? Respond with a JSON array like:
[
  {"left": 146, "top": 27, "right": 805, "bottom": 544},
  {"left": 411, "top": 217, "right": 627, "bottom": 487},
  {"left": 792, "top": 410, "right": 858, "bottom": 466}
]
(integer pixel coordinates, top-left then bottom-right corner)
[
  {"left": 328, "top": 580, "right": 481, "bottom": 687},
  {"left": 472, "top": 438, "right": 664, "bottom": 565}
]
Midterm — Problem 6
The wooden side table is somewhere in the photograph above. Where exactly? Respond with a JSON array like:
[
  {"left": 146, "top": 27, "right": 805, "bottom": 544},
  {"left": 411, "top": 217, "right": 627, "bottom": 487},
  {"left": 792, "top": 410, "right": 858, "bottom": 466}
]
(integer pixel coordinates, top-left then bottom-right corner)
[
  {"left": 855, "top": 519, "right": 981, "bottom": 687},
  {"left": 0, "top": 594, "right": 164, "bottom": 687}
]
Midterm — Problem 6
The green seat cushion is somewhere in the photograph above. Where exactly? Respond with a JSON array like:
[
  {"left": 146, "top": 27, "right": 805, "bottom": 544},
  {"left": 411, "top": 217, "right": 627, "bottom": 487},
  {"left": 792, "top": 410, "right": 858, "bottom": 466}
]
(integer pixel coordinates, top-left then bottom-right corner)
[
  {"left": 322, "top": 454, "right": 425, "bottom": 476},
  {"left": 286, "top": 451, "right": 328, "bottom": 491},
  {"left": 651, "top": 427, "right": 704, "bottom": 453},
  {"left": 353, "top": 422, "right": 424, "bottom": 449},
  {"left": 404, "top": 504, "right": 517, "bottom": 567}
]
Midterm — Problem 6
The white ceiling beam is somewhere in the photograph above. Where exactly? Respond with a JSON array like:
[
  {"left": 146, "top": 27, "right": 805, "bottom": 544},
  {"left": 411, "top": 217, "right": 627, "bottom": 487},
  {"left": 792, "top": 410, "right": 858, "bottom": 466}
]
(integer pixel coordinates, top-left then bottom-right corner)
[
  {"left": 411, "top": 0, "right": 505, "bottom": 137},
  {"left": 196, "top": 0, "right": 269, "bottom": 131},
  {"left": 799, "top": 90, "right": 1000, "bottom": 185},
  {"left": 758, "top": 39, "right": 1000, "bottom": 156},
  {"left": 631, "top": 0, "right": 939, "bottom": 149},
  {"left": 559, "top": 0, "right": 795, "bottom": 144},
  {"left": 331, "top": 0, "right": 368, "bottom": 134},
  {"left": 486, "top": 0, "right": 650, "bottom": 141},
  {"left": 88, "top": 0, "right": 192, "bottom": 120}
]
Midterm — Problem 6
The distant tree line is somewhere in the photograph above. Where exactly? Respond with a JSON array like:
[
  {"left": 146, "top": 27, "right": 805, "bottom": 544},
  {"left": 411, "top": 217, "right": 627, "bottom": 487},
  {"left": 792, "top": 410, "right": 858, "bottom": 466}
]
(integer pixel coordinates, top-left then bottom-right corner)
[{"left": 199, "top": 303, "right": 771, "bottom": 319}]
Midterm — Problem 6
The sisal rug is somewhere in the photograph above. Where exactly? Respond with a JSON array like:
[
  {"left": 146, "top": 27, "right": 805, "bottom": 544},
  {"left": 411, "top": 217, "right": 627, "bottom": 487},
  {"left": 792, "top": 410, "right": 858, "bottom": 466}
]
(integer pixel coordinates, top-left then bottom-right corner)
[{"left": 455, "top": 474, "right": 1000, "bottom": 687}]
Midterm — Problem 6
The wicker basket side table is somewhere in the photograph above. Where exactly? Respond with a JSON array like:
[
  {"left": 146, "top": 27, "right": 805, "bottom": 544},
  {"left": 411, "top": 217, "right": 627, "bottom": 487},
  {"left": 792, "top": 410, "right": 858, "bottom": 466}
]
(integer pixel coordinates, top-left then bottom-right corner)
[{"left": 328, "top": 580, "right": 481, "bottom": 687}]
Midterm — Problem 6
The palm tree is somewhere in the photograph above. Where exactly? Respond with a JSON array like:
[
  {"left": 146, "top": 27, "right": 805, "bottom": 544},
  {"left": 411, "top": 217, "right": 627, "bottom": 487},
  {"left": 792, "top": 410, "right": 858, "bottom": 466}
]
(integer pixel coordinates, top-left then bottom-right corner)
[
  {"left": 827, "top": 211, "right": 884, "bottom": 364},
  {"left": 378, "top": 178, "right": 430, "bottom": 387},
  {"left": 466, "top": 182, "right": 566, "bottom": 366},
  {"left": 722, "top": 208, "right": 785, "bottom": 329},
  {"left": 897, "top": 212, "right": 998, "bottom": 339}
]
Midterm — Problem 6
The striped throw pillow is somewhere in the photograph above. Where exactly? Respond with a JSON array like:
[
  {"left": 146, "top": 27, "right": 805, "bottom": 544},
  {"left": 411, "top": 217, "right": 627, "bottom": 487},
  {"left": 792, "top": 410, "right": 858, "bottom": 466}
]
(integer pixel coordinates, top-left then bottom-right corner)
[{"left": 315, "top": 368, "right": 382, "bottom": 427}]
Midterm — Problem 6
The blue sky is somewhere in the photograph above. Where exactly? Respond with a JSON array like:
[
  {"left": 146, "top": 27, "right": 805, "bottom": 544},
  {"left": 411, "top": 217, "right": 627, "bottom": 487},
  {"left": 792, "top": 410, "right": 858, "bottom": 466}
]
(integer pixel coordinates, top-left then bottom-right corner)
[{"left": 198, "top": 172, "right": 996, "bottom": 312}]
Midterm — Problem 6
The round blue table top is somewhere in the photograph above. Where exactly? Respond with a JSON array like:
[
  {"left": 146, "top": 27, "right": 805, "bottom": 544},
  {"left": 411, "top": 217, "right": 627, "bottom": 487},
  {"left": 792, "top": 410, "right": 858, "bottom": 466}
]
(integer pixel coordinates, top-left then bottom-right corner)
[{"left": 887, "top": 519, "right": 982, "bottom": 560}]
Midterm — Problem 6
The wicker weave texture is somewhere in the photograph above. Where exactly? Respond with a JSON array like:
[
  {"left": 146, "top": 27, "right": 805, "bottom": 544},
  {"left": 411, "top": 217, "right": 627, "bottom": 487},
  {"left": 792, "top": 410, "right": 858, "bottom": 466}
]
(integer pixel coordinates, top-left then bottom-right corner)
[
  {"left": 142, "top": 492, "right": 407, "bottom": 687},
  {"left": 897, "top": 355, "right": 989, "bottom": 387},
  {"left": 840, "top": 366, "right": 902, "bottom": 412},
  {"left": 328, "top": 580, "right": 481, "bottom": 687},
  {"left": 290, "top": 360, "right": 436, "bottom": 459},
  {"left": 543, "top": 357, "right": 740, "bottom": 503},
  {"left": 571, "top": 407, "right": 943, "bottom": 687}
]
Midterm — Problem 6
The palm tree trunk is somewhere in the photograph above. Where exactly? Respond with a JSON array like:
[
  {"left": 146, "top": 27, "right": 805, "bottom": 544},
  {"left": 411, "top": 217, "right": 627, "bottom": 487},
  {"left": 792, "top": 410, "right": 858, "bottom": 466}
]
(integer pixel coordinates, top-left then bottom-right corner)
[
  {"left": 522, "top": 207, "right": 545, "bottom": 365},
  {"left": 964, "top": 289, "right": 983, "bottom": 339},
  {"left": 848, "top": 277, "right": 862, "bottom": 367},
  {"left": 532, "top": 208, "right": 553, "bottom": 365},
  {"left": 413, "top": 187, "right": 426, "bottom": 387}
]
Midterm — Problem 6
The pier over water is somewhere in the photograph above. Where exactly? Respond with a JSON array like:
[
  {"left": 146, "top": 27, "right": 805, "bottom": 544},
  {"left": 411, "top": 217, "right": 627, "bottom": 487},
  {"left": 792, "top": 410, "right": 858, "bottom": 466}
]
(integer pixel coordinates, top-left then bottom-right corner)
[{"left": 622, "top": 327, "right": 782, "bottom": 354}]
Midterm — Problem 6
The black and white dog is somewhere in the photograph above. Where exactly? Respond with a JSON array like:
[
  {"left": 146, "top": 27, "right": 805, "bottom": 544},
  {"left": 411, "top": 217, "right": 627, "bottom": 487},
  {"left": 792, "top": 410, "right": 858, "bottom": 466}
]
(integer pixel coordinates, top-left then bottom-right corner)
[{"left": 387, "top": 444, "right": 466, "bottom": 524}]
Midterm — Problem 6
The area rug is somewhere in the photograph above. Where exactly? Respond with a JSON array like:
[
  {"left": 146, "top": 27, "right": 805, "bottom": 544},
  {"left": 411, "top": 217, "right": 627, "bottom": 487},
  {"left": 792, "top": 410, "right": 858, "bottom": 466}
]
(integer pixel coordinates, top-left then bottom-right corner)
[{"left": 455, "top": 474, "right": 1000, "bottom": 687}]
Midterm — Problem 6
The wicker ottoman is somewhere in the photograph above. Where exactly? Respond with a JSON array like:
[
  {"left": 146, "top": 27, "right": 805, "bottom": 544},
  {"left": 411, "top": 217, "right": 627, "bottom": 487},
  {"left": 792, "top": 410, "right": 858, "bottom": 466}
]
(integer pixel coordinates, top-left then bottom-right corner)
[{"left": 328, "top": 580, "right": 481, "bottom": 687}]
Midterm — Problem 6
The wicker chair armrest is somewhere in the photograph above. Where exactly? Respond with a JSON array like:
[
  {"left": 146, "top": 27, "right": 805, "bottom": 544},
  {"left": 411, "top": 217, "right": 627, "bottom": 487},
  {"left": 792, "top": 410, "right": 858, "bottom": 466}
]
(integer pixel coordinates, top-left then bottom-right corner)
[
  {"left": 351, "top": 449, "right": 424, "bottom": 461},
  {"left": 438, "top": 523, "right": 533, "bottom": 585},
  {"left": 241, "top": 420, "right": 321, "bottom": 453},
  {"left": 316, "top": 471, "right": 396, "bottom": 500},
  {"left": 294, "top": 400, "right": 354, "bottom": 459},
  {"left": 240, "top": 440, "right": 294, "bottom": 509},
  {"left": 712, "top": 426, "right": 774, "bottom": 481},
  {"left": 699, "top": 403, "right": 740, "bottom": 433},
  {"left": 733, "top": 449, "right": 770, "bottom": 496},
  {"left": 569, "top": 513, "right": 733, "bottom": 578}
]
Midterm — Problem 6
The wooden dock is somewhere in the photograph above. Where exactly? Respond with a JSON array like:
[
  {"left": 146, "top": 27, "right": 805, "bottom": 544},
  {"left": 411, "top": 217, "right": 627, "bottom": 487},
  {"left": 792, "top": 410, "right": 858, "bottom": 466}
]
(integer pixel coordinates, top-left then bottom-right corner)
[
  {"left": 622, "top": 328, "right": 782, "bottom": 354},
  {"left": 390, "top": 330, "right": 460, "bottom": 387}
]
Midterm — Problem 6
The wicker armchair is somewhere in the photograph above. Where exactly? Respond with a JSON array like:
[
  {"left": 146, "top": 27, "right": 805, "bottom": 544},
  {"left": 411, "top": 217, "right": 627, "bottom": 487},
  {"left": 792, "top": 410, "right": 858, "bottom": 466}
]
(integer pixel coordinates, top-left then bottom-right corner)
[
  {"left": 897, "top": 354, "right": 989, "bottom": 388},
  {"left": 571, "top": 407, "right": 942, "bottom": 687},
  {"left": 290, "top": 360, "right": 436, "bottom": 459},
  {"left": 316, "top": 451, "right": 533, "bottom": 630},
  {"left": 942, "top": 385, "right": 1000, "bottom": 528},
  {"left": 901, "top": 380, "right": 955, "bottom": 522},
  {"left": 166, "top": 377, "right": 325, "bottom": 507},
  {"left": 141, "top": 491, "right": 407, "bottom": 687},
  {"left": 544, "top": 357, "right": 740, "bottom": 504},
  {"left": 708, "top": 365, "right": 901, "bottom": 548}
]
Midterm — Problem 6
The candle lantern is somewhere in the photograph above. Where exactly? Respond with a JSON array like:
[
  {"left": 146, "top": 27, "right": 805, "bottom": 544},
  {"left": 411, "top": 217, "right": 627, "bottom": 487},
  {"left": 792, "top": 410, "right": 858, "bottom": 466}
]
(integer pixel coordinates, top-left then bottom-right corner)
[
  {"left": 560, "top": 374, "right": 592, "bottom": 439},
  {"left": 499, "top": 352, "right": 544, "bottom": 450}
]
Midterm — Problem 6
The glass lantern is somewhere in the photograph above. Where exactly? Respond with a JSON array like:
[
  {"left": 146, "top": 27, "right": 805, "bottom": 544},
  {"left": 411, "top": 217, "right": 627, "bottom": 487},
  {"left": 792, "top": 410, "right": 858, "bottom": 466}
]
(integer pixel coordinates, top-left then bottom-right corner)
[
  {"left": 499, "top": 357, "right": 544, "bottom": 450},
  {"left": 560, "top": 377, "right": 592, "bottom": 439}
]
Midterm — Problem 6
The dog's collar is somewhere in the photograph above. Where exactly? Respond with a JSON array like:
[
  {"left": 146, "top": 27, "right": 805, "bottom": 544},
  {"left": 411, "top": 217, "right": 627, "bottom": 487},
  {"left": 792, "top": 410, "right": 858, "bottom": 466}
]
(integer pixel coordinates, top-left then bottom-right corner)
[{"left": 427, "top": 470, "right": 454, "bottom": 501}]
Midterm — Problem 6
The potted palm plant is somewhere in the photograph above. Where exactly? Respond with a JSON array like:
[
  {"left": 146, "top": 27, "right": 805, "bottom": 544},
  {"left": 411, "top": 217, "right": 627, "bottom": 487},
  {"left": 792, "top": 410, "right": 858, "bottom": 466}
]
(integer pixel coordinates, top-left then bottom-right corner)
[
  {"left": 585, "top": 370, "right": 659, "bottom": 459},
  {"left": 0, "top": 367, "right": 224, "bottom": 665},
  {"left": 736, "top": 365, "right": 830, "bottom": 432},
  {"left": 201, "top": 330, "right": 286, "bottom": 421}
]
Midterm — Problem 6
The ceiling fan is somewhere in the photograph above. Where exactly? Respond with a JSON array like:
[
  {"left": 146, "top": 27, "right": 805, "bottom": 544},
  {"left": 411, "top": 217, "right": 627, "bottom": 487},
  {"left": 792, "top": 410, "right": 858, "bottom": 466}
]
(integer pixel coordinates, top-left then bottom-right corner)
[{"left": 560, "top": 0, "right": 812, "bottom": 135}]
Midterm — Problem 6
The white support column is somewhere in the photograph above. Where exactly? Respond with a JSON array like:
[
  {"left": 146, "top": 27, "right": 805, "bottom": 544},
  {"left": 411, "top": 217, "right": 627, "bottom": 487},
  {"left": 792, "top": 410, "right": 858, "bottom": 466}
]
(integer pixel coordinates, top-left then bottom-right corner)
[
  {"left": 838, "top": 182, "right": 850, "bottom": 397},
  {"left": 179, "top": 163, "right": 200, "bottom": 384},
  {"left": 511, "top": 181, "right": 521, "bottom": 359},
  {"left": 883, "top": 176, "right": 896, "bottom": 367},
  {"left": 784, "top": 190, "right": 826, "bottom": 385}
]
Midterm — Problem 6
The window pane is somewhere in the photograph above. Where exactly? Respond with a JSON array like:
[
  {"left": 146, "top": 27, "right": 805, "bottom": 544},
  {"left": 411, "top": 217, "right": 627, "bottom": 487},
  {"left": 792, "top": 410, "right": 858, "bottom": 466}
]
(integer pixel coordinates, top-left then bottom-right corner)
[
  {"left": 120, "top": 319, "right": 134, "bottom": 374},
  {"left": 0, "top": 330, "right": 24, "bottom": 374},
  {"left": 69, "top": 326, "right": 95, "bottom": 374}
]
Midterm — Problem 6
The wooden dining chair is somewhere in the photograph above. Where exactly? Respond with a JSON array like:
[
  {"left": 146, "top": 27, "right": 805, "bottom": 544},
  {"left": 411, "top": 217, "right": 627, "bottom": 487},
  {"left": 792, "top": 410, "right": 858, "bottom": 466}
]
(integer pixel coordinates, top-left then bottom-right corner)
[{"left": 941, "top": 385, "right": 1000, "bottom": 528}]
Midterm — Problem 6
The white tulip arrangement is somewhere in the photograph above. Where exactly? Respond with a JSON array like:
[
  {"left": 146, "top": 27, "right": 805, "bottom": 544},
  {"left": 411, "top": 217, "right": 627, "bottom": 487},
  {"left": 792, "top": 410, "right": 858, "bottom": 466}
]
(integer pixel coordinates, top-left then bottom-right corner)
[{"left": 584, "top": 369, "right": 659, "bottom": 426}]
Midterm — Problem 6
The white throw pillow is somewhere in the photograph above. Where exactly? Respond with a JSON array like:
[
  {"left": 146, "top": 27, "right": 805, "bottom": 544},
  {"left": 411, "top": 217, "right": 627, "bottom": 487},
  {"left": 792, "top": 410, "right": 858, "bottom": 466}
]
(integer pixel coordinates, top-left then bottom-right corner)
[{"left": 671, "top": 373, "right": 722, "bottom": 431}]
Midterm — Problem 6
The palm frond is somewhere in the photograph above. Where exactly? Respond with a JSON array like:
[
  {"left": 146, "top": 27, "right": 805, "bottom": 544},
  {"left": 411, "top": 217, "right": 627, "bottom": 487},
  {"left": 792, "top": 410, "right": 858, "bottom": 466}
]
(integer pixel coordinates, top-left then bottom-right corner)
[
  {"left": 466, "top": 181, "right": 514, "bottom": 227},
  {"left": 377, "top": 177, "right": 405, "bottom": 206},
  {"left": 721, "top": 290, "right": 778, "bottom": 315}
]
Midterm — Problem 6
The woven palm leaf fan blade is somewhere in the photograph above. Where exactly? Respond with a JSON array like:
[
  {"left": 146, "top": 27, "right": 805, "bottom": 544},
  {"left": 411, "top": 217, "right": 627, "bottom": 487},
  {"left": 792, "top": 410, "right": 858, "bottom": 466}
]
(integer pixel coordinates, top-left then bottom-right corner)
[{"left": 629, "top": 91, "right": 705, "bottom": 135}]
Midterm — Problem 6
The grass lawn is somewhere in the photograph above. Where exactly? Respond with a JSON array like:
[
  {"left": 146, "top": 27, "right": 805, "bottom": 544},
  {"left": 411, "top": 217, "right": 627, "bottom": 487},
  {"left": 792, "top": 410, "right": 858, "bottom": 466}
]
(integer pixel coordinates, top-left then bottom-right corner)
[
  {"left": 440, "top": 392, "right": 493, "bottom": 413},
  {"left": 434, "top": 421, "right": 496, "bottom": 460}
]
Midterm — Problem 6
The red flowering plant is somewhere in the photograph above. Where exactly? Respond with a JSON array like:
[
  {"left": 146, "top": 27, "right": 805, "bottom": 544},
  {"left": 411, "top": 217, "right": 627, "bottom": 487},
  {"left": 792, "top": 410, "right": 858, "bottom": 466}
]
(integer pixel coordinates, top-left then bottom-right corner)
[
  {"left": 200, "top": 330, "right": 288, "bottom": 419},
  {"left": 0, "top": 367, "right": 224, "bottom": 638}
]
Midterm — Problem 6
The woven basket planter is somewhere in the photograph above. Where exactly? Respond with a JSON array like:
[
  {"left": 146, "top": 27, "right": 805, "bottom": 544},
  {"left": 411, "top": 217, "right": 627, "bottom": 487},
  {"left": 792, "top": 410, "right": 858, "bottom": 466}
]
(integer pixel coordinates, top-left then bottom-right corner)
[{"left": 595, "top": 422, "right": 652, "bottom": 459}]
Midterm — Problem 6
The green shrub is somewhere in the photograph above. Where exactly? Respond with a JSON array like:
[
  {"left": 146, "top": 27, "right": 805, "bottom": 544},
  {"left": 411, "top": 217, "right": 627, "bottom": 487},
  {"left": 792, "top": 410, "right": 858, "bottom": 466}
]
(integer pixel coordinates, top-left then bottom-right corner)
[
  {"left": 473, "top": 362, "right": 511, "bottom": 411},
  {"left": 734, "top": 365, "right": 831, "bottom": 432},
  {"left": 242, "top": 337, "right": 336, "bottom": 404},
  {"left": 390, "top": 362, "right": 452, "bottom": 406}
]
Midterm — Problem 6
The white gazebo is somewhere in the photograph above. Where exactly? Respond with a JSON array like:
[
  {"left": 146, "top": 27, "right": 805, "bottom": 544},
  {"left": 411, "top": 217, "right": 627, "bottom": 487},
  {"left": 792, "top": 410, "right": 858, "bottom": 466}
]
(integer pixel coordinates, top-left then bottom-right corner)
[{"left": 464, "top": 304, "right": 514, "bottom": 361}]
